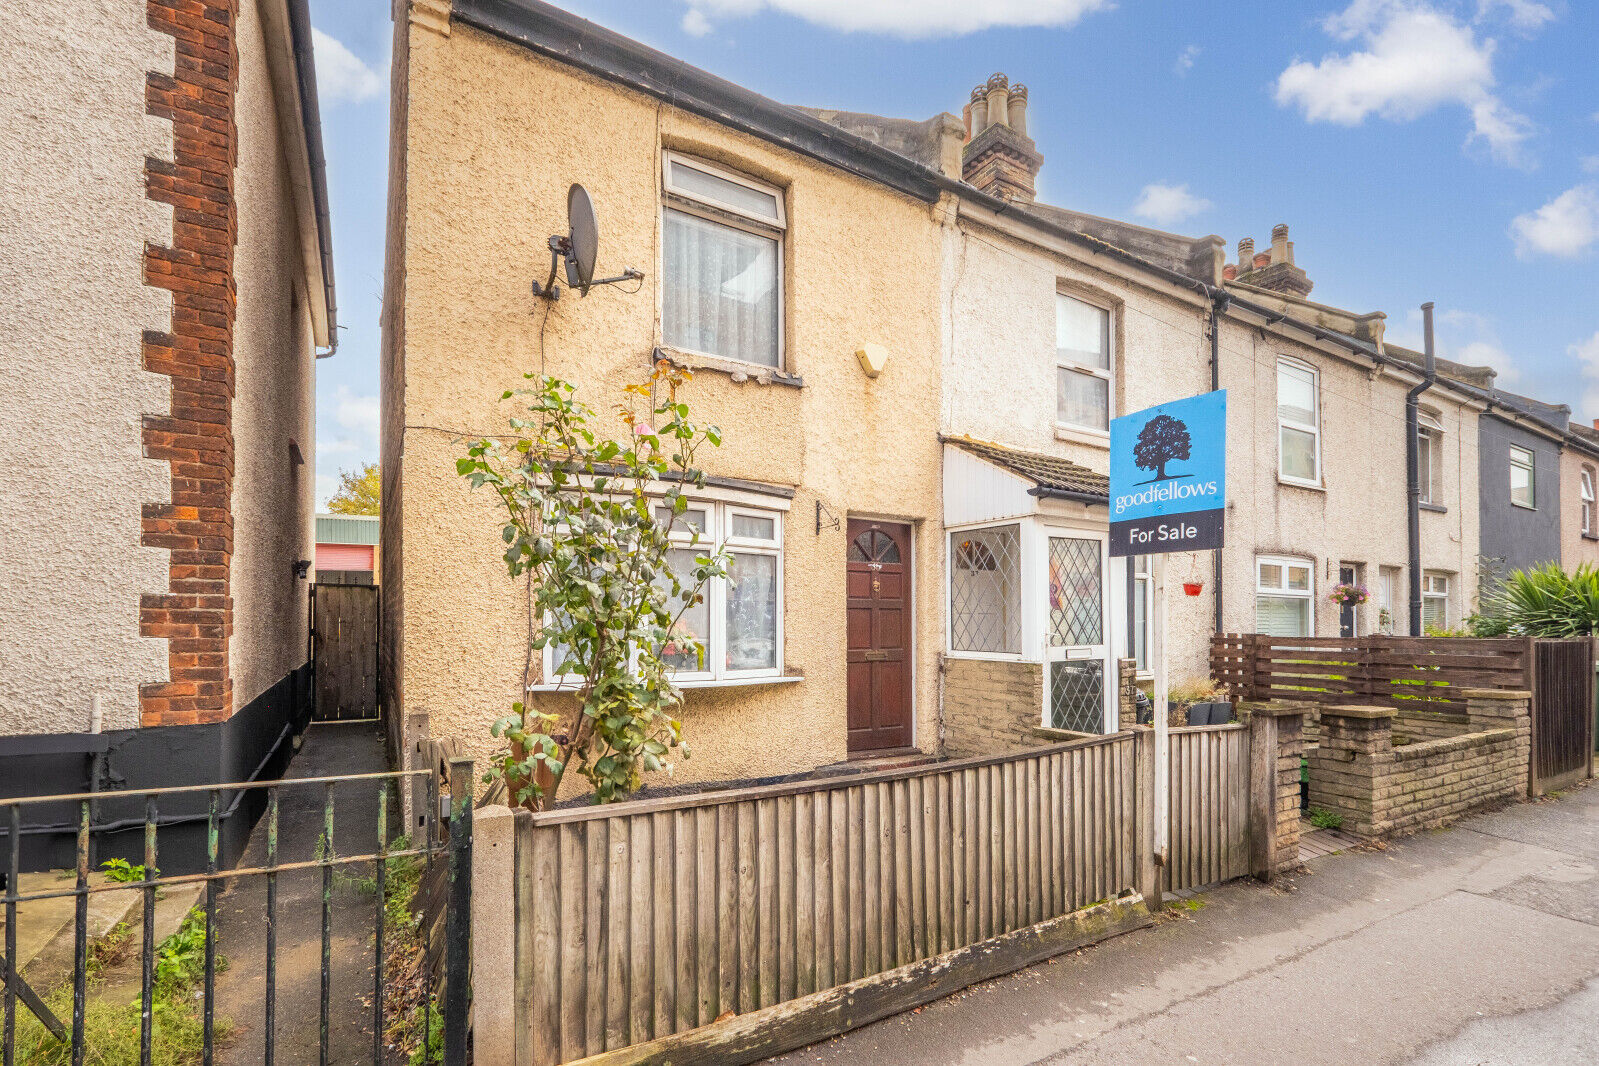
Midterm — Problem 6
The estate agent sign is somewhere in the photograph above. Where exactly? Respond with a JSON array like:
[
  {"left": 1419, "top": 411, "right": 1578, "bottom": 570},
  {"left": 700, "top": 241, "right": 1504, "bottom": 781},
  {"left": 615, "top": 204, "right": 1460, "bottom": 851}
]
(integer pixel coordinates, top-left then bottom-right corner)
[{"left": 1109, "top": 391, "right": 1226, "bottom": 556}]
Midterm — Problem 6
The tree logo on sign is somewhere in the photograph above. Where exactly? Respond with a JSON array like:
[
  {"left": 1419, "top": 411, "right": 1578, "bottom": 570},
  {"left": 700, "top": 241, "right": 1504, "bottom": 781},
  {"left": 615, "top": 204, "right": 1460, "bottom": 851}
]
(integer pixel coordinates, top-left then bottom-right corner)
[{"left": 1133, "top": 414, "right": 1192, "bottom": 483}]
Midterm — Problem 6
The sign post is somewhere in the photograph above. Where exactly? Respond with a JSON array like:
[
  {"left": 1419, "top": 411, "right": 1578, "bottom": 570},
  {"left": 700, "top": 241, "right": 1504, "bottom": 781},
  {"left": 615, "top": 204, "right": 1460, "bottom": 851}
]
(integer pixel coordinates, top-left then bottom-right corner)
[{"left": 1110, "top": 391, "right": 1226, "bottom": 881}]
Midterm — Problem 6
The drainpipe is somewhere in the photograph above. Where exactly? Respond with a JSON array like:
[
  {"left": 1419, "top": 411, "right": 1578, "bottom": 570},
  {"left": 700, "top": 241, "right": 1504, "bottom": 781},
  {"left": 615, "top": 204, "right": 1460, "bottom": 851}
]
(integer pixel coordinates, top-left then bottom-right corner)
[
  {"left": 1406, "top": 303, "right": 1437, "bottom": 636},
  {"left": 1210, "top": 291, "right": 1231, "bottom": 634}
]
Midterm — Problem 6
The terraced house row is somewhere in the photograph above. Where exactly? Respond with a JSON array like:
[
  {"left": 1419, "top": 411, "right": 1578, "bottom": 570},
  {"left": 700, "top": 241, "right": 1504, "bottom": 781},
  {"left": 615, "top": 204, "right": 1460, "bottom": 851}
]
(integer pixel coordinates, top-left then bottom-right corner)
[{"left": 379, "top": 0, "right": 1599, "bottom": 791}]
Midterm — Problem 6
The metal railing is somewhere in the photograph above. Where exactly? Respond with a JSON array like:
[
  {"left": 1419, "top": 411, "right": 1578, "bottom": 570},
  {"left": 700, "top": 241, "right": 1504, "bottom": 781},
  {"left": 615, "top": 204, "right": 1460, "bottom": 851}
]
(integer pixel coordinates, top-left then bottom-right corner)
[{"left": 1, "top": 762, "right": 473, "bottom": 1066}]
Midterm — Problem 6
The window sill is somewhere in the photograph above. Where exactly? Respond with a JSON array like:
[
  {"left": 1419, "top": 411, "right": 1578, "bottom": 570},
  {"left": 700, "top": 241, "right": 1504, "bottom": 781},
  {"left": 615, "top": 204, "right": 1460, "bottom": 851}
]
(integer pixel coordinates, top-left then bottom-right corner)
[
  {"left": 527, "top": 674, "right": 802, "bottom": 694},
  {"left": 656, "top": 346, "right": 803, "bottom": 388},
  {"left": 1054, "top": 425, "right": 1111, "bottom": 449},
  {"left": 1583, "top": 533, "right": 1599, "bottom": 542},
  {"left": 1419, "top": 502, "right": 1448, "bottom": 514},
  {"left": 1277, "top": 477, "right": 1325, "bottom": 493},
  {"left": 1510, "top": 501, "right": 1537, "bottom": 512}
]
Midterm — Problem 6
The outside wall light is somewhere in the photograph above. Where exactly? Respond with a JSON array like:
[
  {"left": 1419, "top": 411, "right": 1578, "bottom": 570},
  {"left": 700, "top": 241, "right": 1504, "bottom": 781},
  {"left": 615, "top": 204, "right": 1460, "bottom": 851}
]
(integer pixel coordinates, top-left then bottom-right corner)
[
  {"left": 856, "top": 343, "right": 890, "bottom": 378},
  {"left": 294, "top": 559, "right": 312, "bottom": 580}
]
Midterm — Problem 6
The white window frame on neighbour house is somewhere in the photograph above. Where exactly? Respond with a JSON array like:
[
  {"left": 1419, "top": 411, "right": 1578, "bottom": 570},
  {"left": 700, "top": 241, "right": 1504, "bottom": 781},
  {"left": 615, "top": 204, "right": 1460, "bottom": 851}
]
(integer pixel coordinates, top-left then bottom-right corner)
[
  {"left": 1255, "top": 555, "right": 1314, "bottom": 638},
  {"left": 1422, "top": 572, "right": 1450, "bottom": 632},
  {"left": 1417, "top": 411, "right": 1444, "bottom": 506},
  {"left": 1131, "top": 554, "right": 1153, "bottom": 675},
  {"left": 660, "top": 151, "right": 786, "bottom": 371},
  {"left": 1054, "top": 292, "right": 1114, "bottom": 438},
  {"left": 1276, "top": 358, "right": 1322, "bottom": 488},
  {"left": 1581, "top": 466, "right": 1595, "bottom": 536},
  {"left": 1509, "top": 445, "right": 1536, "bottom": 509},
  {"left": 542, "top": 498, "right": 786, "bottom": 688}
]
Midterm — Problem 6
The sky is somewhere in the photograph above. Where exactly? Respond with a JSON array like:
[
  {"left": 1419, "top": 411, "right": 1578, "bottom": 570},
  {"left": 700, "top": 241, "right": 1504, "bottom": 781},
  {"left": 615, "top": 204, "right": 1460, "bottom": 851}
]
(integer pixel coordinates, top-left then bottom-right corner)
[{"left": 305, "top": 0, "right": 1599, "bottom": 508}]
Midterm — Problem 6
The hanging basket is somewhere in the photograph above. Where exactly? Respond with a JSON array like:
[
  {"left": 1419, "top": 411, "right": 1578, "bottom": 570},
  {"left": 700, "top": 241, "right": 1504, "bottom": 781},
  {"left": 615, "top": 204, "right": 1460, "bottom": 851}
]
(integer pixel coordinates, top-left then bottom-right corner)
[{"left": 1182, "top": 581, "right": 1205, "bottom": 597}]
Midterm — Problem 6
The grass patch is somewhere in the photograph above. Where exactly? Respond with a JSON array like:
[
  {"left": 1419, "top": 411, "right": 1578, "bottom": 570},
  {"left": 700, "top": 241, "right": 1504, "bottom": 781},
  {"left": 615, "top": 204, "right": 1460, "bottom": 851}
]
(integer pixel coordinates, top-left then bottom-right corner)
[
  {"left": 1307, "top": 807, "right": 1344, "bottom": 831},
  {"left": 8, "top": 907, "right": 228, "bottom": 1065},
  {"left": 1173, "top": 896, "right": 1206, "bottom": 912}
]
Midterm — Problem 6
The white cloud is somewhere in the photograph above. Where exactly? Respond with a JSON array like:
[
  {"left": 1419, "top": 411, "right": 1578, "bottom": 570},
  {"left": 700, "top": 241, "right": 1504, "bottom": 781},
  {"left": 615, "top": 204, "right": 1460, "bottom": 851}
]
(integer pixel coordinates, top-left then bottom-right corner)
[
  {"left": 676, "top": 0, "right": 1112, "bottom": 38},
  {"left": 1510, "top": 184, "right": 1599, "bottom": 258},
  {"left": 1131, "top": 183, "right": 1212, "bottom": 226},
  {"left": 1175, "top": 45, "right": 1200, "bottom": 76},
  {"left": 1390, "top": 307, "right": 1519, "bottom": 384},
  {"left": 682, "top": 8, "right": 713, "bottom": 35},
  {"left": 1477, "top": 0, "right": 1555, "bottom": 33},
  {"left": 1274, "top": 1, "right": 1534, "bottom": 165},
  {"left": 333, "top": 386, "right": 380, "bottom": 440},
  {"left": 1581, "top": 155, "right": 1599, "bottom": 174},
  {"left": 311, "top": 28, "right": 383, "bottom": 105},
  {"left": 1571, "top": 331, "right": 1599, "bottom": 423}
]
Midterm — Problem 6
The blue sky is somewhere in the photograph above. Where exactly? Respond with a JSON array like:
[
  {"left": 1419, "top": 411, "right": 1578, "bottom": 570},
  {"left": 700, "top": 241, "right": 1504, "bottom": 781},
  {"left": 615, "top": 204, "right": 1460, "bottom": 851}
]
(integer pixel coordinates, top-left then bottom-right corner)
[{"left": 306, "top": 0, "right": 1599, "bottom": 506}]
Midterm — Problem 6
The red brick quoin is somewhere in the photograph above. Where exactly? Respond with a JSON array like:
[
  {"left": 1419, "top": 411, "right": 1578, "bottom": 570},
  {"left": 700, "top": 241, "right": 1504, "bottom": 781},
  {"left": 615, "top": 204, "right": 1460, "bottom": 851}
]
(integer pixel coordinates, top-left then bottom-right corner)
[{"left": 139, "top": 0, "right": 239, "bottom": 727}]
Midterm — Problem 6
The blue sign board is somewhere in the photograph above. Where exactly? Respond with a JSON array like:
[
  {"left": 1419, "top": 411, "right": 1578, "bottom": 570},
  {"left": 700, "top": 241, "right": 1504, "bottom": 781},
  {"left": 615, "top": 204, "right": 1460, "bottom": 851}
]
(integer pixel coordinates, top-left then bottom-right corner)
[{"left": 1109, "top": 391, "right": 1227, "bottom": 557}]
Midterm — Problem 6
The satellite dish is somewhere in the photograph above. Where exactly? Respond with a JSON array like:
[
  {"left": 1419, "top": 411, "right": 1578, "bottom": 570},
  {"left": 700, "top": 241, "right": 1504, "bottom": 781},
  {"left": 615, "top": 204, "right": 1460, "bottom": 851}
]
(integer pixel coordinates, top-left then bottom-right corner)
[
  {"left": 565, "top": 184, "right": 599, "bottom": 295},
  {"left": 531, "top": 184, "right": 644, "bottom": 301}
]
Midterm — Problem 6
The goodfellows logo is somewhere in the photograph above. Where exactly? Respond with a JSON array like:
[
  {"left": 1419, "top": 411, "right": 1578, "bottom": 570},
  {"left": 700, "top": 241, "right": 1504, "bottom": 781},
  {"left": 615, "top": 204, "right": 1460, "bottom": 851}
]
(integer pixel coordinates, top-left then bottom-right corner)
[{"left": 1114, "top": 478, "right": 1221, "bottom": 516}]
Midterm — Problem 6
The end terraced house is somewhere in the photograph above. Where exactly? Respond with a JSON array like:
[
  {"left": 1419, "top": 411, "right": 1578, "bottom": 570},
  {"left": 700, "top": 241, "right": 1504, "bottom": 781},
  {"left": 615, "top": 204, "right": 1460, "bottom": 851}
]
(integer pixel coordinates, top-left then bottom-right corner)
[
  {"left": 0, "top": 0, "right": 335, "bottom": 866},
  {"left": 384, "top": 0, "right": 1599, "bottom": 793}
]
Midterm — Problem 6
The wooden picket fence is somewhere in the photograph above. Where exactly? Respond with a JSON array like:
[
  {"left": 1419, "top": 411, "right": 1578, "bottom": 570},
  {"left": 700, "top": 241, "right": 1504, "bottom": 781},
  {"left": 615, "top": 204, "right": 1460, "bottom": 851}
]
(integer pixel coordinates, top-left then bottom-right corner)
[
  {"left": 1165, "top": 723, "right": 1252, "bottom": 893},
  {"left": 1210, "top": 634, "right": 1531, "bottom": 715},
  {"left": 499, "top": 732, "right": 1157, "bottom": 1065}
]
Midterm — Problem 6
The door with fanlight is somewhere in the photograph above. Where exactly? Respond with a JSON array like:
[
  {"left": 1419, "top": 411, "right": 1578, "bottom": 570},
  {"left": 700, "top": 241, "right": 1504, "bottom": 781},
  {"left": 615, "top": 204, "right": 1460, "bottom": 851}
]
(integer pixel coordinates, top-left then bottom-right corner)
[
  {"left": 846, "top": 521, "right": 912, "bottom": 753},
  {"left": 1045, "top": 530, "right": 1111, "bottom": 733}
]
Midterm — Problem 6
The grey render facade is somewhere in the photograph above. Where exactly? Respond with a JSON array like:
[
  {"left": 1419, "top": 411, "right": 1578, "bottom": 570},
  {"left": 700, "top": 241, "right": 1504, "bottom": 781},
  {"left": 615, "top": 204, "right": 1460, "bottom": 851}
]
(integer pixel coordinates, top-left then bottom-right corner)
[{"left": 1478, "top": 399, "right": 1567, "bottom": 578}]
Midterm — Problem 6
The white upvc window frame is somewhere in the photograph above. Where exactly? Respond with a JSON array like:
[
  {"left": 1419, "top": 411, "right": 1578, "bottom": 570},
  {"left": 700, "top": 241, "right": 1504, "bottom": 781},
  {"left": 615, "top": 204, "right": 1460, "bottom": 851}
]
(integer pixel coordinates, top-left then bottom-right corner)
[
  {"left": 541, "top": 496, "right": 786, "bottom": 688},
  {"left": 1582, "top": 466, "right": 1596, "bottom": 536},
  {"left": 1509, "top": 445, "right": 1536, "bottom": 510},
  {"left": 1131, "top": 554, "right": 1153, "bottom": 676},
  {"left": 660, "top": 151, "right": 787, "bottom": 371},
  {"left": 1276, "top": 357, "right": 1323, "bottom": 488},
  {"left": 1417, "top": 411, "right": 1444, "bottom": 506},
  {"left": 1422, "top": 572, "right": 1450, "bottom": 631},
  {"left": 1255, "top": 554, "right": 1315, "bottom": 637},
  {"left": 1054, "top": 291, "right": 1115, "bottom": 439}
]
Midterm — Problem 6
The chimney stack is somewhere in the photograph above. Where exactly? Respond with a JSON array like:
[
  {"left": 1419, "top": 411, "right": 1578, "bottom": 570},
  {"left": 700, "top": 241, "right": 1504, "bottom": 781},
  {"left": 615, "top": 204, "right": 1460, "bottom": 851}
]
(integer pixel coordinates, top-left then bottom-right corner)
[
  {"left": 1232, "top": 223, "right": 1314, "bottom": 298},
  {"left": 961, "top": 73, "right": 1044, "bottom": 204}
]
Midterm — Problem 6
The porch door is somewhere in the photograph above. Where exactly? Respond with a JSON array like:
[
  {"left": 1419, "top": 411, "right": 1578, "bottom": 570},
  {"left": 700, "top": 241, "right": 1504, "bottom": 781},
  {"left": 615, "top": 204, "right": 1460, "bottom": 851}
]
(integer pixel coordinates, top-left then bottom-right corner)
[
  {"left": 1046, "top": 532, "right": 1110, "bottom": 733},
  {"left": 847, "top": 521, "right": 912, "bottom": 753},
  {"left": 1339, "top": 565, "right": 1357, "bottom": 637}
]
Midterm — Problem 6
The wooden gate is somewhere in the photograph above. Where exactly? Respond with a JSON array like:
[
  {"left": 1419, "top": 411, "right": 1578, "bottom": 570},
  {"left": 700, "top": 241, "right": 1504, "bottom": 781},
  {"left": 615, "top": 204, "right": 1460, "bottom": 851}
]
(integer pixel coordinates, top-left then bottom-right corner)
[
  {"left": 1531, "top": 638, "right": 1595, "bottom": 794},
  {"left": 1165, "top": 723, "right": 1252, "bottom": 893},
  {"left": 311, "top": 583, "right": 379, "bottom": 721}
]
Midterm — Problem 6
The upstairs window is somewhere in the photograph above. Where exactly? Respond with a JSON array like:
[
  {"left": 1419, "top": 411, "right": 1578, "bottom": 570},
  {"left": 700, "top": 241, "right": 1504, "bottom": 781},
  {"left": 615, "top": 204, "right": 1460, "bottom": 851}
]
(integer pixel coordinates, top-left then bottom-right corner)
[
  {"left": 1582, "top": 467, "right": 1595, "bottom": 535},
  {"left": 1055, "top": 293, "right": 1113, "bottom": 433},
  {"left": 662, "top": 153, "right": 784, "bottom": 369},
  {"left": 1256, "top": 555, "right": 1313, "bottom": 638},
  {"left": 1417, "top": 412, "right": 1443, "bottom": 505},
  {"left": 1277, "top": 359, "right": 1321, "bottom": 486},
  {"left": 1509, "top": 445, "right": 1536, "bottom": 509}
]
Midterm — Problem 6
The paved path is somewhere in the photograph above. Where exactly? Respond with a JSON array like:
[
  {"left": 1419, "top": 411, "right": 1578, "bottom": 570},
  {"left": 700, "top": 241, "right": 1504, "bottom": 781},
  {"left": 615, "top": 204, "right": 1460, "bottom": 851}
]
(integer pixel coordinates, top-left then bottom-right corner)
[{"left": 770, "top": 783, "right": 1599, "bottom": 1066}]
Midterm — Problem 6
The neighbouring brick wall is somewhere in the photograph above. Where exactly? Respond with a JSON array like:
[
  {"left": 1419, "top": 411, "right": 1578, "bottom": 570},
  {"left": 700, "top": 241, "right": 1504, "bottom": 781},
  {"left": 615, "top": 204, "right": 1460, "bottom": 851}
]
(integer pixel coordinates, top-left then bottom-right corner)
[
  {"left": 942, "top": 656, "right": 1043, "bottom": 757},
  {"left": 1273, "top": 712, "right": 1303, "bottom": 875},
  {"left": 1307, "top": 691, "right": 1530, "bottom": 840},
  {"left": 139, "top": 0, "right": 239, "bottom": 726},
  {"left": 1117, "top": 659, "right": 1138, "bottom": 729},
  {"left": 1393, "top": 709, "right": 1473, "bottom": 744}
]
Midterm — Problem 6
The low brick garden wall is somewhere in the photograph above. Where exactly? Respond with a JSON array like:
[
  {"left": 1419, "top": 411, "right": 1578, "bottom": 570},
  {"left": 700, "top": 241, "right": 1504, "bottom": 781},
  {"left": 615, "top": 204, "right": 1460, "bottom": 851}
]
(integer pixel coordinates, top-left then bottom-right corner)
[
  {"left": 943, "top": 657, "right": 1139, "bottom": 757},
  {"left": 1307, "top": 689, "right": 1530, "bottom": 839}
]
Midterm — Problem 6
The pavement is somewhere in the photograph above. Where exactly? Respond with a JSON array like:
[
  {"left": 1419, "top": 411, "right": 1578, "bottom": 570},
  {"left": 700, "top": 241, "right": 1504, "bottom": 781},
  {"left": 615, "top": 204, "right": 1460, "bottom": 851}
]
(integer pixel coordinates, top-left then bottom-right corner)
[{"left": 768, "top": 782, "right": 1599, "bottom": 1066}]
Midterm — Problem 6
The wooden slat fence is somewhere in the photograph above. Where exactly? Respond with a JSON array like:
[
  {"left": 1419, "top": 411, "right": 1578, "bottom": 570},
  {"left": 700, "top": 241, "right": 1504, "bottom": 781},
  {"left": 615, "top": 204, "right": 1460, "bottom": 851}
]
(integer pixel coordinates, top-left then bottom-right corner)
[
  {"left": 1165, "top": 724, "right": 1251, "bottom": 893},
  {"left": 1210, "top": 634, "right": 1531, "bottom": 715},
  {"left": 512, "top": 732, "right": 1150, "bottom": 1065},
  {"left": 311, "top": 582, "right": 379, "bottom": 721},
  {"left": 1530, "top": 637, "right": 1596, "bottom": 794}
]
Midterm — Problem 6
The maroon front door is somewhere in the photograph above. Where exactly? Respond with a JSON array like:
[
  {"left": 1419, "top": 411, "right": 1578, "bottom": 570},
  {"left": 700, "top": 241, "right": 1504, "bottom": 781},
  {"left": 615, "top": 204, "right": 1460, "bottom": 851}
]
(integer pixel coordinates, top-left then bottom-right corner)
[{"left": 847, "top": 521, "right": 912, "bottom": 753}]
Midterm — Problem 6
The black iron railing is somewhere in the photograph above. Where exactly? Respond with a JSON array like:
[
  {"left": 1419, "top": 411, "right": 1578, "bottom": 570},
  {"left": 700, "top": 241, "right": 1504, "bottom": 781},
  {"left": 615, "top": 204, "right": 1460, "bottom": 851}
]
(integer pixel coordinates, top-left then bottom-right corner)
[{"left": 0, "top": 762, "right": 472, "bottom": 1066}]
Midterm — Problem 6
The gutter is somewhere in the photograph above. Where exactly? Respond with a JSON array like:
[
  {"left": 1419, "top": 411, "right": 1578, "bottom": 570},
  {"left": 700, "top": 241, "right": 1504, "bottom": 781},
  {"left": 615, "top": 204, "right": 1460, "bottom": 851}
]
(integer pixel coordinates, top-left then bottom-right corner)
[
  {"left": 1028, "top": 486, "right": 1109, "bottom": 506},
  {"left": 1406, "top": 304, "right": 1438, "bottom": 636},
  {"left": 284, "top": 0, "right": 338, "bottom": 355}
]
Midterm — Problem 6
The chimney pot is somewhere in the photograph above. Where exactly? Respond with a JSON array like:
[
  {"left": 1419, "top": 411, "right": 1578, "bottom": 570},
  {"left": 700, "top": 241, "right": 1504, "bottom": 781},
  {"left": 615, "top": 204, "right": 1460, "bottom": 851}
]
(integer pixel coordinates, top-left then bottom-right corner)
[
  {"left": 1237, "top": 237, "right": 1254, "bottom": 271},
  {"left": 986, "top": 73, "right": 1010, "bottom": 129},
  {"left": 969, "top": 86, "right": 988, "bottom": 138},
  {"left": 1008, "top": 83, "right": 1029, "bottom": 136},
  {"left": 1593, "top": 418, "right": 1598, "bottom": 432},
  {"left": 1254, "top": 252, "right": 1271, "bottom": 270},
  {"left": 1270, "top": 223, "right": 1289, "bottom": 264},
  {"left": 1286, "top": 240, "right": 1295, "bottom": 266},
  {"left": 1223, "top": 264, "right": 1238, "bottom": 281}
]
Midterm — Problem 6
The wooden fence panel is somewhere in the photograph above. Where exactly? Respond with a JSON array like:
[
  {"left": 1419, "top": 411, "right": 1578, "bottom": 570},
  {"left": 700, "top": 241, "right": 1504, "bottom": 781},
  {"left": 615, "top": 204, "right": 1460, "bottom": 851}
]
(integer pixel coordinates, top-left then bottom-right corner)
[
  {"left": 1531, "top": 638, "right": 1596, "bottom": 794},
  {"left": 311, "top": 583, "right": 378, "bottom": 721},
  {"left": 1209, "top": 633, "right": 1531, "bottom": 715},
  {"left": 1164, "top": 724, "right": 1251, "bottom": 894},
  {"left": 515, "top": 734, "right": 1146, "bottom": 1065}
]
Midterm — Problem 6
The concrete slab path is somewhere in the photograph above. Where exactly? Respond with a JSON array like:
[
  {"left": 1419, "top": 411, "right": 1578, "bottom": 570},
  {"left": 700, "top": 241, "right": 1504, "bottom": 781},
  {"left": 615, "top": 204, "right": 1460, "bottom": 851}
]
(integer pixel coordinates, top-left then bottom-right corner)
[{"left": 768, "top": 783, "right": 1599, "bottom": 1066}]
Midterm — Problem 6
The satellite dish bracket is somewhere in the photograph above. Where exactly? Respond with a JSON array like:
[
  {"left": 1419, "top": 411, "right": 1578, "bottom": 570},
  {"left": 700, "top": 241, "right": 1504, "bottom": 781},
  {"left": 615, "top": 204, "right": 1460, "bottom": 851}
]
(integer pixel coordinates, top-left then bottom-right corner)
[{"left": 532, "top": 184, "right": 646, "bottom": 301}]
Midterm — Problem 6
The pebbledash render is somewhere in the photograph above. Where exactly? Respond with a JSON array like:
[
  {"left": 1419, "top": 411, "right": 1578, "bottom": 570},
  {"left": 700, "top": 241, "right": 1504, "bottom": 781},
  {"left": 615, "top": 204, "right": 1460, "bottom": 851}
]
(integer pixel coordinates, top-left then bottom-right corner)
[{"left": 0, "top": 0, "right": 334, "bottom": 868}]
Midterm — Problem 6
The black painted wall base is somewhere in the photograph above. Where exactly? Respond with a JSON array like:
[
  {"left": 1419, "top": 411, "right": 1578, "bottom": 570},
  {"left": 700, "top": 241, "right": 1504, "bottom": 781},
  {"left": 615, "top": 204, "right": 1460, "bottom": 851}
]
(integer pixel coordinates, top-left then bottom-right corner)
[{"left": 0, "top": 662, "right": 313, "bottom": 875}]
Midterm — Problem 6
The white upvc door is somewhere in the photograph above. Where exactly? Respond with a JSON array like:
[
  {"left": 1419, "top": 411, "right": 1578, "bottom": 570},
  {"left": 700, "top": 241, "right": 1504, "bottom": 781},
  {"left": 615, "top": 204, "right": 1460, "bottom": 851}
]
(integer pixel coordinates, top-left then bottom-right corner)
[{"left": 1041, "top": 526, "right": 1113, "bottom": 733}]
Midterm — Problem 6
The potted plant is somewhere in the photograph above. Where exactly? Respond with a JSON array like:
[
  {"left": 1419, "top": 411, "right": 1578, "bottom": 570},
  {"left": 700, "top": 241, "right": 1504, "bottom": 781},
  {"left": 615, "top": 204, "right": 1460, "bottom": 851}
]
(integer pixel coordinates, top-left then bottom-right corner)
[
  {"left": 1329, "top": 582, "right": 1370, "bottom": 607},
  {"left": 1168, "top": 677, "right": 1231, "bottom": 726},
  {"left": 1182, "top": 580, "right": 1204, "bottom": 596}
]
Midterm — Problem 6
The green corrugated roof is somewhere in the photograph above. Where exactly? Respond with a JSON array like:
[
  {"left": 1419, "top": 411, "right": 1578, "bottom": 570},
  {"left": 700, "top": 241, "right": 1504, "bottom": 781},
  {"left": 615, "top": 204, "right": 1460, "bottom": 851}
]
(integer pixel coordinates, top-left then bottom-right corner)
[{"left": 315, "top": 513, "right": 380, "bottom": 546}]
